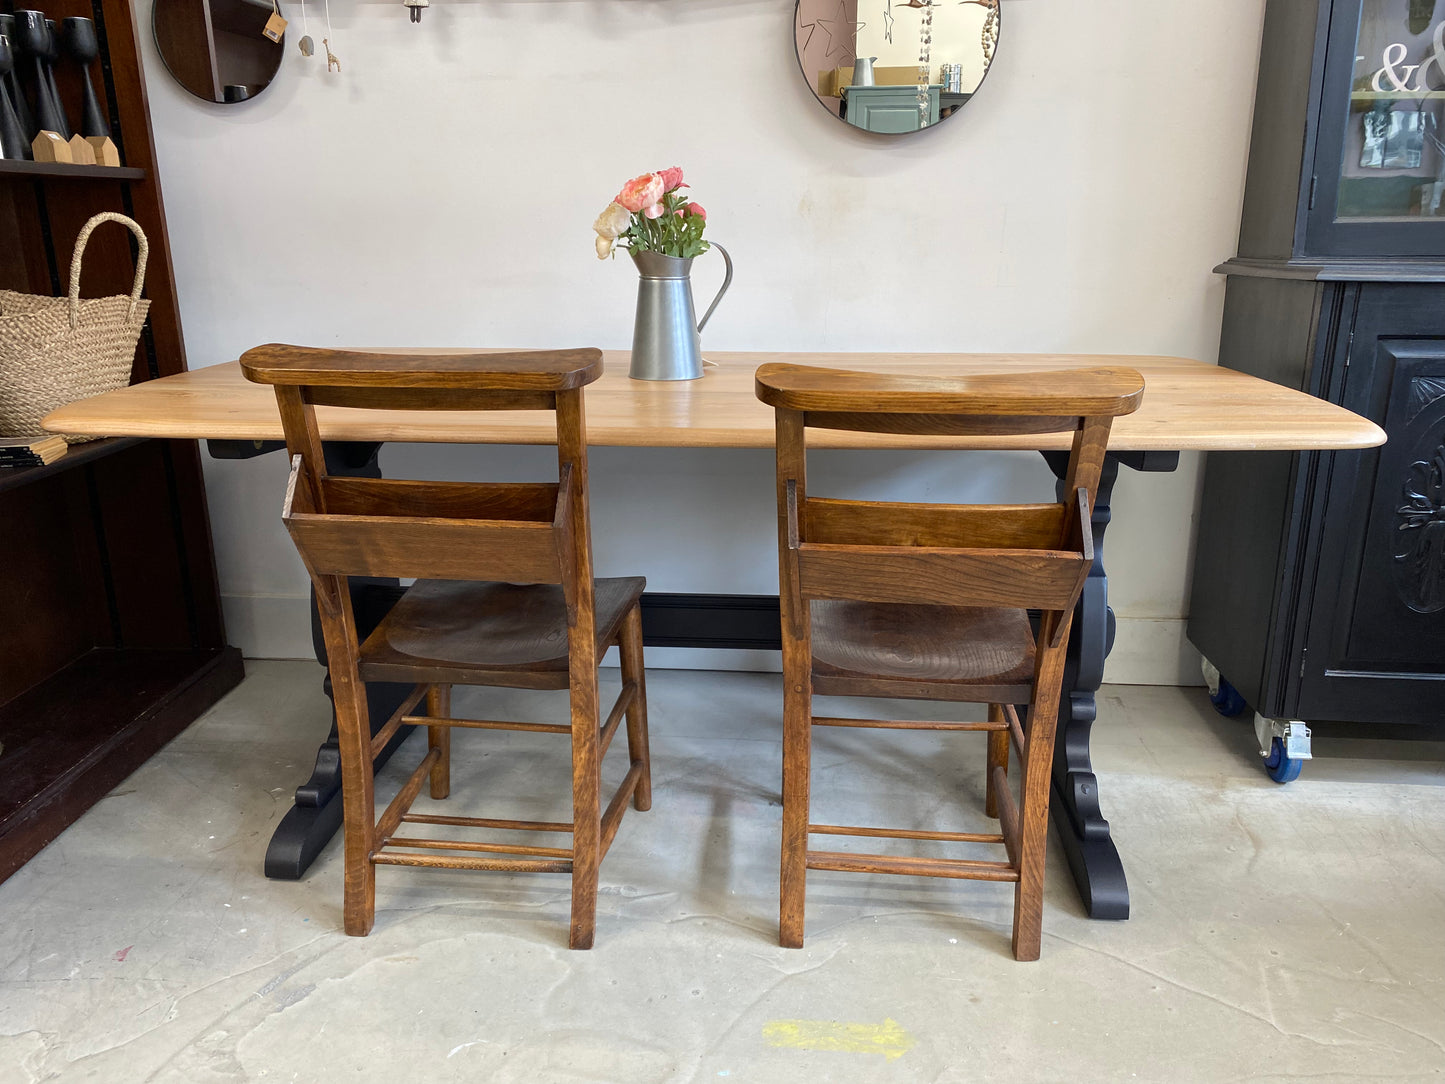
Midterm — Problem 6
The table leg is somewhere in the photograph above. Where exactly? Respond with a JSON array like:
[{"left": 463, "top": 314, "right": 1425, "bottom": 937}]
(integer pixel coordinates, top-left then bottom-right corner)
[{"left": 1041, "top": 449, "right": 1179, "bottom": 919}]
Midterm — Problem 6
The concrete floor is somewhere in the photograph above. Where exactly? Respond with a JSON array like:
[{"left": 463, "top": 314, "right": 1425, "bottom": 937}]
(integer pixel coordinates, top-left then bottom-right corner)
[{"left": 1, "top": 661, "right": 1443, "bottom": 1083}]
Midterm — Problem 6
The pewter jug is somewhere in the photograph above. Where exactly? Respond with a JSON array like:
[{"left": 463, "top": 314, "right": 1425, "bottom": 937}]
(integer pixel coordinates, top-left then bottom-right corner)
[
  {"left": 628, "top": 244, "right": 732, "bottom": 381},
  {"left": 851, "top": 56, "right": 877, "bottom": 87}
]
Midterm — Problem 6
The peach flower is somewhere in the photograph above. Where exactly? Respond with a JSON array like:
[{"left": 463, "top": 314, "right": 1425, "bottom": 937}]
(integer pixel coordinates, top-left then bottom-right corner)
[
  {"left": 616, "top": 173, "right": 664, "bottom": 213},
  {"left": 592, "top": 201, "right": 632, "bottom": 259},
  {"left": 686, "top": 202, "right": 706, "bottom": 220},
  {"left": 593, "top": 201, "right": 630, "bottom": 239},
  {"left": 658, "top": 166, "right": 685, "bottom": 192}
]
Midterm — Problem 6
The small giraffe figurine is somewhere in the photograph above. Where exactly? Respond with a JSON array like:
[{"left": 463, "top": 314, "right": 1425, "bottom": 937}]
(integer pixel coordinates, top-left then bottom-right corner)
[{"left": 324, "top": 37, "right": 341, "bottom": 72}]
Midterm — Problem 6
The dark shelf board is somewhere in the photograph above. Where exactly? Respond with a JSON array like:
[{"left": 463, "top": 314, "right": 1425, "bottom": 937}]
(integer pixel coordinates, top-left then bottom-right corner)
[
  {"left": 0, "top": 159, "right": 146, "bottom": 182},
  {"left": 0, "top": 436, "right": 147, "bottom": 495},
  {"left": 0, "top": 645, "right": 245, "bottom": 884}
]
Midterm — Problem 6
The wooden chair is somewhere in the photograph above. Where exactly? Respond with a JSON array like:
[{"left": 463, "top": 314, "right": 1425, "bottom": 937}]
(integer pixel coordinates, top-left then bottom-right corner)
[
  {"left": 240, "top": 346, "right": 652, "bottom": 949},
  {"left": 755, "top": 363, "right": 1144, "bottom": 961}
]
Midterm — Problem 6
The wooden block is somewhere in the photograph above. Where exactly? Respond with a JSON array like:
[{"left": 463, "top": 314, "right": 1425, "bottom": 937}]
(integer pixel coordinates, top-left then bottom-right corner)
[
  {"left": 68, "top": 134, "right": 96, "bottom": 166},
  {"left": 31, "top": 131, "right": 71, "bottom": 164},
  {"left": 86, "top": 136, "right": 121, "bottom": 167}
]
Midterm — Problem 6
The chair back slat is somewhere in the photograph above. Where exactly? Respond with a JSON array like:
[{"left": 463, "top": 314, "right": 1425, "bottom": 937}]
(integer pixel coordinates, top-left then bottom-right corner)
[
  {"left": 796, "top": 544, "right": 1089, "bottom": 611},
  {"left": 323, "top": 478, "right": 560, "bottom": 522},
  {"left": 285, "top": 515, "right": 564, "bottom": 583},
  {"left": 304, "top": 386, "right": 559, "bottom": 412},
  {"left": 802, "top": 412, "right": 1078, "bottom": 437},
  {"left": 241, "top": 345, "right": 603, "bottom": 391},
  {"left": 804, "top": 498, "right": 1067, "bottom": 550},
  {"left": 756, "top": 363, "right": 1144, "bottom": 417}
]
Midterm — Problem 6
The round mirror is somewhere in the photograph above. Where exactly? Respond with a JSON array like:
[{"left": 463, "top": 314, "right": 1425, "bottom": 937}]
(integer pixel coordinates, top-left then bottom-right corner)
[
  {"left": 794, "top": 0, "right": 999, "bottom": 134},
  {"left": 154, "top": 0, "right": 284, "bottom": 104}
]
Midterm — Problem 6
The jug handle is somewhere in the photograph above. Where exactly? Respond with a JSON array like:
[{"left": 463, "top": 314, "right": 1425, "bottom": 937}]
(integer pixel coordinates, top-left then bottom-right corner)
[{"left": 696, "top": 243, "right": 732, "bottom": 334}]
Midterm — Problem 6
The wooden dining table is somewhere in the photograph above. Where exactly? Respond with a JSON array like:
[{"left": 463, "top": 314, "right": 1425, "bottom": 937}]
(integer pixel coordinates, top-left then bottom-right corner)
[{"left": 45, "top": 351, "right": 1387, "bottom": 921}]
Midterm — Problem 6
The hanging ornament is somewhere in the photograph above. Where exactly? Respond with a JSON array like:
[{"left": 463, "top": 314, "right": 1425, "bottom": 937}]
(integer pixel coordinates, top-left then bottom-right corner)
[
  {"left": 916, "top": 0, "right": 934, "bottom": 128},
  {"left": 322, "top": 0, "right": 340, "bottom": 71},
  {"left": 262, "top": 0, "right": 288, "bottom": 43},
  {"left": 403, "top": 0, "right": 429, "bottom": 23},
  {"left": 297, "top": 0, "right": 314, "bottom": 56}
]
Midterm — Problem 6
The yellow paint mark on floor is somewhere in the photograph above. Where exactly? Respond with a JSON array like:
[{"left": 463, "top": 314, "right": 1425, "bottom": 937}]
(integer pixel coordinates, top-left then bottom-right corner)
[{"left": 762, "top": 1017, "right": 914, "bottom": 1060}]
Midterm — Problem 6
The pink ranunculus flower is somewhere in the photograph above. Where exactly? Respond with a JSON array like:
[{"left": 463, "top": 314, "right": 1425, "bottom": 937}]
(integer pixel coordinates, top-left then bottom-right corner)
[
  {"left": 616, "top": 173, "right": 665, "bottom": 213},
  {"left": 686, "top": 202, "right": 706, "bottom": 220},
  {"left": 658, "top": 166, "right": 685, "bottom": 192},
  {"left": 643, "top": 201, "right": 666, "bottom": 220}
]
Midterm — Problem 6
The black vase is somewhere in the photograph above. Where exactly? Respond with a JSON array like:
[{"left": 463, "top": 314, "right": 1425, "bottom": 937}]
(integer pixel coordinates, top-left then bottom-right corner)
[
  {"left": 12, "top": 11, "right": 64, "bottom": 138},
  {"left": 61, "top": 17, "right": 107, "bottom": 138},
  {"left": 0, "top": 35, "right": 30, "bottom": 159},
  {"left": 42, "top": 20, "right": 70, "bottom": 139},
  {"left": 0, "top": 15, "right": 35, "bottom": 141}
]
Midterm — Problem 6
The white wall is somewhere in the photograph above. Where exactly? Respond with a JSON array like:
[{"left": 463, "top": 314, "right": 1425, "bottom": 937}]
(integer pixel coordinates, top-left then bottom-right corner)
[{"left": 142, "top": 0, "right": 1266, "bottom": 683}]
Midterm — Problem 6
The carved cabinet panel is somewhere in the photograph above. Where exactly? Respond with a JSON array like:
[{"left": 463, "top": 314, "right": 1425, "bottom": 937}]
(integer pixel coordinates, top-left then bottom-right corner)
[{"left": 1294, "top": 288, "right": 1445, "bottom": 721}]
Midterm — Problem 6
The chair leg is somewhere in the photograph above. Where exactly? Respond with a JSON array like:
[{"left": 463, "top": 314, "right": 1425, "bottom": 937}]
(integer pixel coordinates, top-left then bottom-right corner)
[
  {"left": 985, "top": 703, "right": 1009, "bottom": 819},
  {"left": 618, "top": 603, "right": 652, "bottom": 812},
  {"left": 427, "top": 684, "right": 451, "bottom": 801},
  {"left": 569, "top": 666, "right": 602, "bottom": 950},
  {"left": 1012, "top": 626, "right": 1069, "bottom": 962},
  {"left": 779, "top": 646, "right": 812, "bottom": 949},
  {"left": 316, "top": 577, "right": 376, "bottom": 937}
]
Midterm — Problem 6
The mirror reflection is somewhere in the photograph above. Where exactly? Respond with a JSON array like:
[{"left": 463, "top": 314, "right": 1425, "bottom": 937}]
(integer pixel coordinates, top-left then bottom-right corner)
[
  {"left": 154, "top": 0, "right": 285, "bottom": 104},
  {"left": 1340, "top": 0, "right": 1445, "bottom": 218},
  {"left": 794, "top": 0, "right": 999, "bottom": 134}
]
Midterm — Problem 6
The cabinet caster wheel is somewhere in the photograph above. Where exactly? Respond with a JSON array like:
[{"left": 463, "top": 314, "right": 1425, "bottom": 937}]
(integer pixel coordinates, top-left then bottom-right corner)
[
  {"left": 1209, "top": 678, "right": 1248, "bottom": 717},
  {"left": 1201, "top": 658, "right": 1248, "bottom": 717},
  {"left": 1263, "top": 737, "right": 1304, "bottom": 783}
]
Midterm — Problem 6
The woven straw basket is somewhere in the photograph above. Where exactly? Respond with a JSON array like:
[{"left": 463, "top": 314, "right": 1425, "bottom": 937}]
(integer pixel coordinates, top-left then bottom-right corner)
[{"left": 0, "top": 212, "right": 150, "bottom": 442}]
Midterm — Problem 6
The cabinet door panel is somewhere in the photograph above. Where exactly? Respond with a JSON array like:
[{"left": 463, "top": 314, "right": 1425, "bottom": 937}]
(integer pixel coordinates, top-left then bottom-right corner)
[{"left": 1298, "top": 285, "right": 1445, "bottom": 720}]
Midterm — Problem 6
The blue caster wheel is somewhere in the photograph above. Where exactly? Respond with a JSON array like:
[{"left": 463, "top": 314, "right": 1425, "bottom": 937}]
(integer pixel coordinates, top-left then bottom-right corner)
[
  {"left": 1263, "top": 737, "right": 1303, "bottom": 783},
  {"left": 1209, "top": 676, "right": 1248, "bottom": 717}
]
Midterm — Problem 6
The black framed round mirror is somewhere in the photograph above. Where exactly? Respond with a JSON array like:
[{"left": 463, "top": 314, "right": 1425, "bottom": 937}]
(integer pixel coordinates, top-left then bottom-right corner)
[
  {"left": 794, "top": 0, "right": 999, "bottom": 134},
  {"left": 154, "top": 0, "right": 284, "bottom": 104}
]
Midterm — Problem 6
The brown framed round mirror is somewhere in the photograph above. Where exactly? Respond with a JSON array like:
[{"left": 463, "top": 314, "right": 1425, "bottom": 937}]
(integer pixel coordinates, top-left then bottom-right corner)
[
  {"left": 154, "top": 0, "right": 285, "bottom": 104},
  {"left": 794, "top": 0, "right": 1000, "bottom": 134}
]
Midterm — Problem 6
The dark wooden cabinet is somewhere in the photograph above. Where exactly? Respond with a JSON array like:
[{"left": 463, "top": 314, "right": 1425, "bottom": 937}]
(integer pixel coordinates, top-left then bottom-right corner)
[
  {"left": 1189, "top": 0, "right": 1445, "bottom": 727},
  {"left": 0, "top": 0, "right": 243, "bottom": 882}
]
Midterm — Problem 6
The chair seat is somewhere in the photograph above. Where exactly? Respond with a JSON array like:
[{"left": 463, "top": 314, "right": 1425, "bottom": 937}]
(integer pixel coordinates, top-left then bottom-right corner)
[
  {"left": 810, "top": 600, "right": 1035, "bottom": 703},
  {"left": 358, "top": 577, "right": 646, "bottom": 689}
]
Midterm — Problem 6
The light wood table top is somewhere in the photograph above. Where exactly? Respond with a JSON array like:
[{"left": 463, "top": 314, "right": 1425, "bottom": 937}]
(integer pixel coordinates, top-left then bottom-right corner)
[{"left": 44, "top": 351, "right": 1387, "bottom": 451}]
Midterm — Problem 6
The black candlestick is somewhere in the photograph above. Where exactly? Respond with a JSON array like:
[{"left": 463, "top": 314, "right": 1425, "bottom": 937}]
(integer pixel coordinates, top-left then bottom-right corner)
[
  {"left": 0, "top": 15, "right": 35, "bottom": 142},
  {"left": 60, "top": 17, "right": 107, "bottom": 138},
  {"left": 0, "top": 36, "right": 30, "bottom": 159},
  {"left": 12, "top": 11, "right": 63, "bottom": 138},
  {"left": 42, "top": 20, "right": 70, "bottom": 139}
]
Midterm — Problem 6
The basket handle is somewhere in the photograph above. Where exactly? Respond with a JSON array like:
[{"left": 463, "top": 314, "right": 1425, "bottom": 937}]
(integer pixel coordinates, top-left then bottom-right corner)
[{"left": 68, "top": 212, "right": 149, "bottom": 329}]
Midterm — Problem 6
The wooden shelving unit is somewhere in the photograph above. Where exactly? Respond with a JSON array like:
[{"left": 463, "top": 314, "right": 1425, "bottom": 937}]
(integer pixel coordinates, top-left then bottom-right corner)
[
  {"left": 0, "top": 159, "right": 147, "bottom": 181},
  {"left": 0, "top": 0, "right": 243, "bottom": 883}
]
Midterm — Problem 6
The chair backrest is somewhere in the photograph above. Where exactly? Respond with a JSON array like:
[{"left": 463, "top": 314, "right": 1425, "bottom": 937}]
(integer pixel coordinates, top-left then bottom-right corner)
[
  {"left": 754, "top": 363, "right": 1145, "bottom": 647},
  {"left": 240, "top": 345, "right": 603, "bottom": 627}
]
